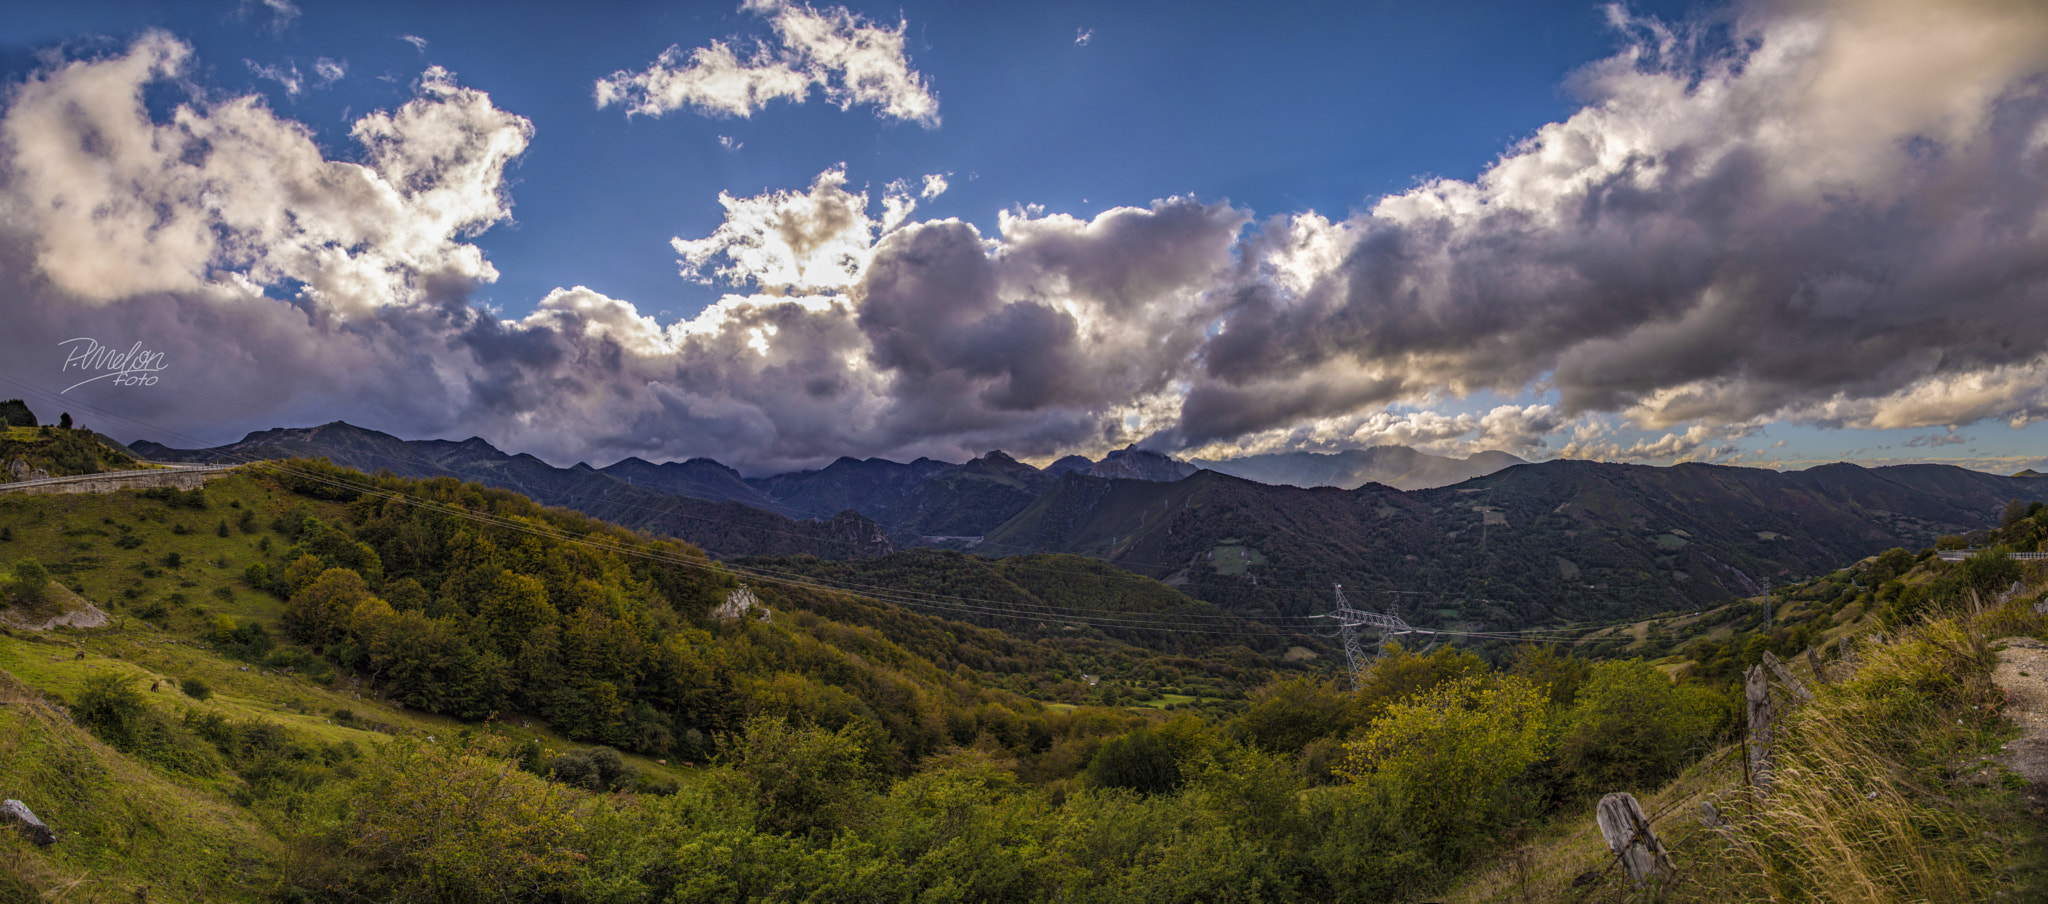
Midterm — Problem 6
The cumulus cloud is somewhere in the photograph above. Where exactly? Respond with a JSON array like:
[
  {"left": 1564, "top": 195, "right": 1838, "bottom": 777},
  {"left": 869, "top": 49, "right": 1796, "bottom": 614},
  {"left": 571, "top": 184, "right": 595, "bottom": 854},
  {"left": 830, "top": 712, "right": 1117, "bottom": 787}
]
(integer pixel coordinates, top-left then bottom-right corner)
[
  {"left": 594, "top": 0, "right": 938, "bottom": 125},
  {"left": 14, "top": 0, "right": 2048, "bottom": 474},
  {"left": 0, "top": 33, "right": 1233, "bottom": 471},
  {"left": 0, "top": 33, "right": 534, "bottom": 440},
  {"left": 1175, "top": 0, "right": 2048, "bottom": 457},
  {"left": 1178, "top": 403, "right": 1562, "bottom": 461},
  {"left": 1556, "top": 420, "right": 1759, "bottom": 465}
]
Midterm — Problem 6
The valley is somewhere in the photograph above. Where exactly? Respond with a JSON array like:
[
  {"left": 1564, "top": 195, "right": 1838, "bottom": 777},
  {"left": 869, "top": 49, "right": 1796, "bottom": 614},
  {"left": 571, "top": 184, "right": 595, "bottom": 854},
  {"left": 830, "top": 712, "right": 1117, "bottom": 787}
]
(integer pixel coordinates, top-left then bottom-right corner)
[{"left": 4, "top": 412, "right": 2048, "bottom": 897}]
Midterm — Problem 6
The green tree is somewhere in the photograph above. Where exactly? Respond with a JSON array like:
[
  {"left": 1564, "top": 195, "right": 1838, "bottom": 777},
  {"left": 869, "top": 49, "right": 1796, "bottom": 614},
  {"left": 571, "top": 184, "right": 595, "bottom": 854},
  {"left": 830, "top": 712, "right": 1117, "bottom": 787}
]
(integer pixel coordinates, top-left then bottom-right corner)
[
  {"left": 1085, "top": 715, "right": 1216, "bottom": 795},
  {"left": 1554, "top": 660, "right": 1728, "bottom": 797},
  {"left": 722, "top": 715, "right": 875, "bottom": 837},
  {"left": 1508, "top": 643, "right": 1592, "bottom": 708},
  {"left": 1956, "top": 546, "right": 2023, "bottom": 601},
  {"left": 1341, "top": 675, "right": 1553, "bottom": 852},
  {"left": 0, "top": 398, "right": 34, "bottom": 427},
  {"left": 303, "top": 739, "right": 583, "bottom": 903},
  {"left": 8, "top": 557, "right": 49, "bottom": 609},
  {"left": 285, "top": 568, "right": 374, "bottom": 647},
  {"left": 1232, "top": 676, "right": 1355, "bottom": 755},
  {"left": 1352, "top": 644, "right": 1489, "bottom": 722}
]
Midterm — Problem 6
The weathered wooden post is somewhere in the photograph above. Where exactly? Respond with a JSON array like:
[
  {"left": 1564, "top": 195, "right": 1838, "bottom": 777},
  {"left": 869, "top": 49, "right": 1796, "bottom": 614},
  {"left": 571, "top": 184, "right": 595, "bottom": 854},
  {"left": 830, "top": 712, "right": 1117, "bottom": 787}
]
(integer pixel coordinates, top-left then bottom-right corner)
[
  {"left": 1805, "top": 646, "right": 1827, "bottom": 684},
  {"left": 1596, "top": 792, "right": 1675, "bottom": 886},
  {"left": 1745, "top": 664, "right": 1775, "bottom": 792},
  {"left": 1762, "top": 651, "right": 1814, "bottom": 702}
]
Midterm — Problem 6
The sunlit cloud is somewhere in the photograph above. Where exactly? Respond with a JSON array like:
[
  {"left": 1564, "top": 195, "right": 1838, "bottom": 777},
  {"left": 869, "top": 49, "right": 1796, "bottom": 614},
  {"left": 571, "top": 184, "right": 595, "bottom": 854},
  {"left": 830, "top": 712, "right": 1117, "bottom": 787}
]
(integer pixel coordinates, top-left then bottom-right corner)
[{"left": 594, "top": 0, "right": 938, "bottom": 125}]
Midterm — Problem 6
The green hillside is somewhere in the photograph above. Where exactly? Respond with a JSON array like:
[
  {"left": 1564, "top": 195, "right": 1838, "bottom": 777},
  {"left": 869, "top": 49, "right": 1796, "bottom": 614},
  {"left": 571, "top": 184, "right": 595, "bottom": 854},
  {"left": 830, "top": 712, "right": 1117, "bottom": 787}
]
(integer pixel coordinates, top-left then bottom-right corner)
[
  {"left": 984, "top": 462, "right": 2048, "bottom": 630},
  {"left": 5, "top": 460, "right": 2045, "bottom": 902}
]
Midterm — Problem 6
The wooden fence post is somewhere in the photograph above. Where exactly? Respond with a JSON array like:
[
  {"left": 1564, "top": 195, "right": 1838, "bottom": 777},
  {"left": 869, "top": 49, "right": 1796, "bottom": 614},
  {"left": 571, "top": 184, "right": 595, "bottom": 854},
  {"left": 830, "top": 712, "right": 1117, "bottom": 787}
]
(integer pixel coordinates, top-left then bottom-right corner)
[
  {"left": 1762, "top": 651, "right": 1814, "bottom": 702},
  {"left": 1745, "top": 664, "right": 1775, "bottom": 793},
  {"left": 1596, "top": 792, "right": 1676, "bottom": 886}
]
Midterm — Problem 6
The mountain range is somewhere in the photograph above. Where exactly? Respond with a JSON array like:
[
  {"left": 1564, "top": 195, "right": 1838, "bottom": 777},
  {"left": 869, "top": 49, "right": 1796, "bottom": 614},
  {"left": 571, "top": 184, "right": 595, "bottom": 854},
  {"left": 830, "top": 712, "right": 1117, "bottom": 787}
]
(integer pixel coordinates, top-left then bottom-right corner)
[
  {"left": 1190, "top": 446, "right": 1525, "bottom": 491},
  {"left": 131, "top": 422, "right": 2048, "bottom": 629}
]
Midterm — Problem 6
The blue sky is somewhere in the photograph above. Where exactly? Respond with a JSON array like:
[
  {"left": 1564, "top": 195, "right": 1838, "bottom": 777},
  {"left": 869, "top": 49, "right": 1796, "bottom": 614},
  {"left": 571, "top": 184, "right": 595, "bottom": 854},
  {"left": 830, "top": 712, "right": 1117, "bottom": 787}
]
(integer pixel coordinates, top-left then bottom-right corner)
[{"left": 3, "top": 0, "right": 2047, "bottom": 476}]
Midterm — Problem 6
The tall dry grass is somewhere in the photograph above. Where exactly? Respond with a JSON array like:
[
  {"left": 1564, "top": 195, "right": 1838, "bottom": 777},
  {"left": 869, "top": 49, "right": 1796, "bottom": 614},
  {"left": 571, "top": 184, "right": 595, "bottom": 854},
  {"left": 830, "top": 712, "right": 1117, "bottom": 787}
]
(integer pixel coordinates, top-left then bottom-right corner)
[{"left": 1670, "top": 613, "right": 2019, "bottom": 904}]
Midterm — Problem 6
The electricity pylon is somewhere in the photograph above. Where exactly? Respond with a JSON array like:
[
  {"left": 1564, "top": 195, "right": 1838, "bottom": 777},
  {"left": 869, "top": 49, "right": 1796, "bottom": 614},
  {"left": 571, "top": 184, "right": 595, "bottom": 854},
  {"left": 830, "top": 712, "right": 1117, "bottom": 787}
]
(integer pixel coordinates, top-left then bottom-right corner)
[{"left": 1321, "top": 583, "right": 1419, "bottom": 690}]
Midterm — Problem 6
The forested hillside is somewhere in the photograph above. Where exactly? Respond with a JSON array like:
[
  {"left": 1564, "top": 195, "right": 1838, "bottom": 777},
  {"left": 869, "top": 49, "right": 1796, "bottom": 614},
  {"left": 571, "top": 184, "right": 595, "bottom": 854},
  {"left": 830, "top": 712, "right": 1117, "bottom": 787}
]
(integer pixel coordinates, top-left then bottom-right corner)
[
  {"left": 987, "top": 460, "right": 2048, "bottom": 629},
  {"left": 4, "top": 459, "right": 2047, "bottom": 901}
]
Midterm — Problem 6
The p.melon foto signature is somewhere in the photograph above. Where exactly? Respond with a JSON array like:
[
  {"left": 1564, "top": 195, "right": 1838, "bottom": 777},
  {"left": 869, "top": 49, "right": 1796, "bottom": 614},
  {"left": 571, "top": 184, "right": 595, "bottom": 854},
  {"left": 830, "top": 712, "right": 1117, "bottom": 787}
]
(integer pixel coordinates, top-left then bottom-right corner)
[{"left": 59, "top": 338, "right": 168, "bottom": 393}]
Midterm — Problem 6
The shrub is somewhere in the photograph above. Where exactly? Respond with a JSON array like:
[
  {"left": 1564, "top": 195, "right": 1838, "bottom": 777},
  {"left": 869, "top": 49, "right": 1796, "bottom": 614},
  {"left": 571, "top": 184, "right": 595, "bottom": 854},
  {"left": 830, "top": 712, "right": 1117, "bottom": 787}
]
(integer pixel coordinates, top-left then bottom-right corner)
[
  {"left": 7, "top": 558, "right": 49, "bottom": 611},
  {"left": 71, "top": 674, "right": 220, "bottom": 775},
  {"left": 548, "top": 746, "right": 634, "bottom": 792},
  {"left": 286, "top": 740, "right": 582, "bottom": 903},
  {"left": 1553, "top": 659, "right": 1728, "bottom": 798},
  {"left": 1340, "top": 674, "right": 1552, "bottom": 862},
  {"left": 181, "top": 676, "right": 212, "bottom": 701}
]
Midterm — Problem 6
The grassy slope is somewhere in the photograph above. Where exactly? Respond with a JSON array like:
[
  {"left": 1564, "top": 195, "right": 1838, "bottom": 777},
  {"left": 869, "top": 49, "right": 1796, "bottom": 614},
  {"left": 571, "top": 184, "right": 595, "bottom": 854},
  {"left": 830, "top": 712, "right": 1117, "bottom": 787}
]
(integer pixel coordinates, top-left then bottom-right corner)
[
  {"left": 0, "top": 476, "right": 715, "bottom": 901},
  {"left": 1440, "top": 571, "right": 2048, "bottom": 902}
]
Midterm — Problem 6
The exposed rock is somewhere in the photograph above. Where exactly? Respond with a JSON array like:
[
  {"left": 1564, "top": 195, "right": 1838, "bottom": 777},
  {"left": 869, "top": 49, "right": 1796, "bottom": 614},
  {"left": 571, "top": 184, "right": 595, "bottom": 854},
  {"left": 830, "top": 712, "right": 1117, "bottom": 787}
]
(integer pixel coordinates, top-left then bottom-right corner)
[
  {"left": 0, "top": 582, "right": 109, "bottom": 631},
  {"left": 1, "top": 799, "right": 54, "bottom": 846},
  {"left": 4, "top": 458, "right": 51, "bottom": 483}
]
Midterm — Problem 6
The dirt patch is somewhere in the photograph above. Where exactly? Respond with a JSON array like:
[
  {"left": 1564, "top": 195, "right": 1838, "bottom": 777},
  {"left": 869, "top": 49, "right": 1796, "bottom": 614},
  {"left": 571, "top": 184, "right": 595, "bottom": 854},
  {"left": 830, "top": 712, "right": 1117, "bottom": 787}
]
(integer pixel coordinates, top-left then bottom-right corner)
[{"left": 1993, "top": 637, "right": 2048, "bottom": 810}]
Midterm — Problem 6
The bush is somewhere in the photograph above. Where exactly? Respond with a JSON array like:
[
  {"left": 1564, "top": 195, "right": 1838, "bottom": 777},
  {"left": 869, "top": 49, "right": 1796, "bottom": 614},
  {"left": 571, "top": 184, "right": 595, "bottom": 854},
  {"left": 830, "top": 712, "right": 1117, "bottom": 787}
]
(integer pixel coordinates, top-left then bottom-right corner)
[
  {"left": 71, "top": 674, "right": 220, "bottom": 775},
  {"left": 181, "top": 676, "right": 212, "bottom": 701},
  {"left": 1340, "top": 675, "right": 1552, "bottom": 862},
  {"left": 1553, "top": 659, "right": 1728, "bottom": 798},
  {"left": 285, "top": 740, "right": 582, "bottom": 903},
  {"left": 548, "top": 746, "right": 634, "bottom": 792},
  {"left": 7, "top": 558, "right": 50, "bottom": 613}
]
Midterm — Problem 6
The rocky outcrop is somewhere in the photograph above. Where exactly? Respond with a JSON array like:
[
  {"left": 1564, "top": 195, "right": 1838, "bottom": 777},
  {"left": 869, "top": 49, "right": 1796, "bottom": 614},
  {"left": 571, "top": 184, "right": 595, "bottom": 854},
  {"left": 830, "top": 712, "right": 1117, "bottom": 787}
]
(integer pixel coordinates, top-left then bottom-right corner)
[
  {"left": 1, "top": 799, "right": 54, "bottom": 846},
  {"left": 4, "top": 458, "right": 50, "bottom": 483}
]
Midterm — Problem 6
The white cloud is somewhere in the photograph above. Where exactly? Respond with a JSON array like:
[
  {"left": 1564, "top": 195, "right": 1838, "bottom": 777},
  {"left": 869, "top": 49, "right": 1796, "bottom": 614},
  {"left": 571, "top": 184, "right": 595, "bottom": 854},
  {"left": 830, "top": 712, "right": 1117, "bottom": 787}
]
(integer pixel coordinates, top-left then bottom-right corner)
[
  {"left": 1179, "top": 404, "right": 1562, "bottom": 461},
  {"left": 594, "top": 0, "right": 938, "bottom": 125},
  {"left": 399, "top": 34, "right": 428, "bottom": 52},
  {"left": 16, "top": 0, "right": 2048, "bottom": 474},
  {"left": 1075, "top": 28, "right": 1094, "bottom": 47},
  {"left": 247, "top": 57, "right": 346, "bottom": 97},
  {"left": 2, "top": 38, "right": 528, "bottom": 314},
  {"left": 670, "top": 167, "right": 881, "bottom": 294},
  {"left": 246, "top": 60, "right": 303, "bottom": 96},
  {"left": 1178, "top": 0, "right": 2048, "bottom": 453}
]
